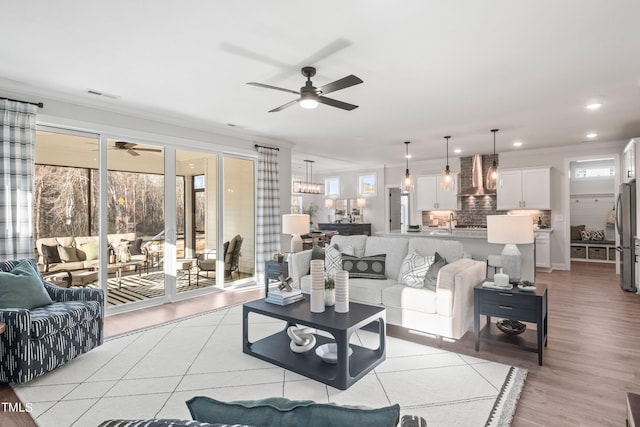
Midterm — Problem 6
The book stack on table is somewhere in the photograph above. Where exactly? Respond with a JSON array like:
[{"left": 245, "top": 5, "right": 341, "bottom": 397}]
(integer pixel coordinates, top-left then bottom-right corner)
[{"left": 265, "top": 288, "right": 304, "bottom": 306}]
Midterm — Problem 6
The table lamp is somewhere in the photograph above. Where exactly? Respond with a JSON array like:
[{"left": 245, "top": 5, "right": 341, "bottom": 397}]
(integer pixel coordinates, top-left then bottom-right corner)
[
  {"left": 486, "top": 214, "right": 534, "bottom": 282},
  {"left": 324, "top": 199, "right": 334, "bottom": 222},
  {"left": 282, "top": 214, "right": 310, "bottom": 253},
  {"left": 357, "top": 198, "right": 366, "bottom": 223}
]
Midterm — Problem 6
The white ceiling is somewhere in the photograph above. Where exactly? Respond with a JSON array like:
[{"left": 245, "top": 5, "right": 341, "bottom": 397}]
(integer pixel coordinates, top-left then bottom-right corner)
[{"left": 2, "top": 1, "right": 640, "bottom": 172}]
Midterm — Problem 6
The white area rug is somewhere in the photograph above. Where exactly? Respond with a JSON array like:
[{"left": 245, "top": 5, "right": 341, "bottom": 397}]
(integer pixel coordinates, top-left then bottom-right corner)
[{"left": 13, "top": 305, "right": 526, "bottom": 427}]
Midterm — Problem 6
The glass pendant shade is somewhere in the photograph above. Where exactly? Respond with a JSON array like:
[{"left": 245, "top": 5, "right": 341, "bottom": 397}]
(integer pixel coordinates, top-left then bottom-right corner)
[
  {"left": 441, "top": 136, "right": 453, "bottom": 191},
  {"left": 441, "top": 166, "right": 453, "bottom": 191},
  {"left": 486, "top": 129, "right": 499, "bottom": 190},
  {"left": 401, "top": 141, "right": 414, "bottom": 193}
]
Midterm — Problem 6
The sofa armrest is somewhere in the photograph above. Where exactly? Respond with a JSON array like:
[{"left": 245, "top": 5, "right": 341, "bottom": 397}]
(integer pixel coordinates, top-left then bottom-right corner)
[
  {"left": 436, "top": 258, "right": 486, "bottom": 317},
  {"left": 43, "top": 280, "right": 105, "bottom": 305},
  {"left": 0, "top": 309, "right": 32, "bottom": 359},
  {"left": 288, "top": 250, "right": 313, "bottom": 290}
]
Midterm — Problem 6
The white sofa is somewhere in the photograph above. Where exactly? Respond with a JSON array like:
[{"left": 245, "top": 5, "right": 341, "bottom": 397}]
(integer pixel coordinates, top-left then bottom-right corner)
[{"left": 288, "top": 235, "right": 486, "bottom": 340}]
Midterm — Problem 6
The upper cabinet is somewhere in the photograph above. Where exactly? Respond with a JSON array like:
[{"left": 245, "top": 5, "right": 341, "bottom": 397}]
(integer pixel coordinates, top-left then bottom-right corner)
[
  {"left": 416, "top": 174, "right": 458, "bottom": 211},
  {"left": 497, "top": 167, "right": 550, "bottom": 210},
  {"left": 623, "top": 139, "right": 636, "bottom": 183}
]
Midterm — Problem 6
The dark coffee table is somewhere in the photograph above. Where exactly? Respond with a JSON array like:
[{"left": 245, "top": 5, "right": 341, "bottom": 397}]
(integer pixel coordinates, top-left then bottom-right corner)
[{"left": 243, "top": 297, "right": 386, "bottom": 390}]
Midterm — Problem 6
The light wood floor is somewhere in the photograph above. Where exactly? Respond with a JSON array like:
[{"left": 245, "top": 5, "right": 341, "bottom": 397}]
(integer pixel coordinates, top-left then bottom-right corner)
[{"left": 2, "top": 262, "right": 639, "bottom": 426}]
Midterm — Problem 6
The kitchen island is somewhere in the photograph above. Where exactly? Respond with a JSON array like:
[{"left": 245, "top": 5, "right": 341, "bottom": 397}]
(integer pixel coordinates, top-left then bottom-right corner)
[{"left": 382, "top": 228, "right": 538, "bottom": 282}]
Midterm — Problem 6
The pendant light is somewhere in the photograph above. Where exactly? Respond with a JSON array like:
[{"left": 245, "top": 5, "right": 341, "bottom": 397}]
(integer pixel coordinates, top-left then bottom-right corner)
[
  {"left": 401, "top": 141, "right": 414, "bottom": 194},
  {"left": 441, "top": 136, "right": 453, "bottom": 191},
  {"left": 486, "top": 129, "right": 499, "bottom": 190},
  {"left": 292, "top": 160, "right": 325, "bottom": 194}
]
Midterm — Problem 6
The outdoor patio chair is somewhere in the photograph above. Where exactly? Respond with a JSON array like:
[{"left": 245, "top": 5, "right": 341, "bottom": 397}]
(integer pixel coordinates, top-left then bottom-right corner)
[{"left": 196, "top": 241, "right": 229, "bottom": 284}]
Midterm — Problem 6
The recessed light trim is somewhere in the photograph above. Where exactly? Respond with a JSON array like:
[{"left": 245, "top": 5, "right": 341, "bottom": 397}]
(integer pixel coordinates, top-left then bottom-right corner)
[
  {"left": 453, "top": 148, "right": 462, "bottom": 154},
  {"left": 586, "top": 102, "right": 602, "bottom": 110},
  {"left": 586, "top": 132, "right": 598, "bottom": 139},
  {"left": 513, "top": 141, "right": 523, "bottom": 147}
]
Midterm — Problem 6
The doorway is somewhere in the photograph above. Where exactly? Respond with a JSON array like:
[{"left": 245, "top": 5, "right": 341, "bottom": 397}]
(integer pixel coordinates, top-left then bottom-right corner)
[{"left": 388, "top": 187, "right": 410, "bottom": 233}]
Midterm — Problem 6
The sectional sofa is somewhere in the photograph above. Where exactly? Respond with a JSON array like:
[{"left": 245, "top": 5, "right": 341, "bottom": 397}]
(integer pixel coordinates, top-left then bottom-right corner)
[{"left": 288, "top": 235, "right": 486, "bottom": 340}]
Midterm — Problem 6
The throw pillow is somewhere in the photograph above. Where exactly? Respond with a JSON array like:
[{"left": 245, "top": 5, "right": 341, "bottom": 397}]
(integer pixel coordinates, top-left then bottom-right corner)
[
  {"left": 0, "top": 260, "right": 54, "bottom": 309},
  {"left": 81, "top": 242, "right": 99, "bottom": 261},
  {"left": 311, "top": 244, "right": 325, "bottom": 261},
  {"left": 57, "top": 245, "right": 80, "bottom": 262},
  {"left": 580, "top": 230, "right": 592, "bottom": 241},
  {"left": 424, "top": 251, "right": 447, "bottom": 291},
  {"left": 97, "top": 419, "right": 229, "bottom": 427},
  {"left": 570, "top": 225, "right": 586, "bottom": 240},
  {"left": 324, "top": 245, "right": 342, "bottom": 276},
  {"left": 128, "top": 238, "right": 144, "bottom": 255},
  {"left": 42, "top": 243, "right": 62, "bottom": 264},
  {"left": 590, "top": 229, "right": 605, "bottom": 241},
  {"left": 397, "top": 250, "right": 434, "bottom": 288},
  {"left": 342, "top": 254, "right": 387, "bottom": 279},
  {"left": 187, "top": 396, "right": 400, "bottom": 427}
]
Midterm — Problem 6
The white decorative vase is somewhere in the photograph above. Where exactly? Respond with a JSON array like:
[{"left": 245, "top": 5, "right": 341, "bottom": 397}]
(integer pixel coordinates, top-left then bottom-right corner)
[
  {"left": 334, "top": 270, "right": 349, "bottom": 313},
  {"left": 310, "top": 260, "right": 325, "bottom": 313},
  {"left": 324, "top": 289, "right": 335, "bottom": 306}
]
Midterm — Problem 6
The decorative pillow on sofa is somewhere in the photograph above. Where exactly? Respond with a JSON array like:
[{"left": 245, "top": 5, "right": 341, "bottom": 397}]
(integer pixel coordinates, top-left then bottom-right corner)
[
  {"left": 311, "top": 244, "right": 325, "bottom": 261},
  {"left": 342, "top": 254, "right": 387, "bottom": 279},
  {"left": 571, "top": 225, "right": 586, "bottom": 240},
  {"left": 187, "top": 396, "right": 400, "bottom": 427},
  {"left": 397, "top": 250, "right": 434, "bottom": 288},
  {"left": 324, "top": 244, "right": 355, "bottom": 276},
  {"left": 80, "top": 242, "right": 99, "bottom": 261},
  {"left": 42, "top": 243, "right": 62, "bottom": 264},
  {"left": 58, "top": 245, "right": 80, "bottom": 262},
  {"left": 0, "top": 260, "right": 54, "bottom": 309},
  {"left": 424, "top": 251, "right": 447, "bottom": 291}
]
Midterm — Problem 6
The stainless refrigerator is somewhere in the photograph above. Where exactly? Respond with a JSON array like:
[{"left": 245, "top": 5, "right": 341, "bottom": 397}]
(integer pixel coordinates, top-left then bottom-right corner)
[{"left": 616, "top": 180, "right": 637, "bottom": 292}]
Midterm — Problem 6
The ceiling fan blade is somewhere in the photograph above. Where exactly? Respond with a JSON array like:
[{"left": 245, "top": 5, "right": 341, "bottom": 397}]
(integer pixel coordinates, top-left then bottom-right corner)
[
  {"left": 318, "top": 75, "right": 363, "bottom": 96},
  {"left": 247, "top": 82, "right": 299, "bottom": 95},
  {"left": 116, "top": 141, "right": 137, "bottom": 149},
  {"left": 316, "top": 96, "right": 358, "bottom": 111},
  {"left": 269, "top": 99, "right": 299, "bottom": 112},
  {"left": 127, "top": 149, "right": 140, "bottom": 157},
  {"left": 131, "top": 147, "right": 162, "bottom": 153}
]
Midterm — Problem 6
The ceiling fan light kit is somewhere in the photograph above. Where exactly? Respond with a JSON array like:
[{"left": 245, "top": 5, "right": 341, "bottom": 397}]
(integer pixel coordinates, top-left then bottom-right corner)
[
  {"left": 485, "top": 129, "right": 499, "bottom": 191},
  {"left": 247, "top": 66, "right": 363, "bottom": 112},
  {"left": 401, "top": 141, "right": 414, "bottom": 194},
  {"left": 441, "top": 136, "right": 453, "bottom": 191}
]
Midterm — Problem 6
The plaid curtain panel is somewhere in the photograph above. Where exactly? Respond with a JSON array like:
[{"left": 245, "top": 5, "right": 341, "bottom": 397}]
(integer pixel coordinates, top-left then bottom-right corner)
[
  {"left": 0, "top": 100, "right": 37, "bottom": 261},
  {"left": 255, "top": 146, "right": 281, "bottom": 280}
]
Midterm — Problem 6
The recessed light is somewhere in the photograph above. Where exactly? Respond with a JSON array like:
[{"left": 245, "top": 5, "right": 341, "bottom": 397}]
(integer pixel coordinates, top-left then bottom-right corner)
[
  {"left": 586, "top": 132, "right": 598, "bottom": 139},
  {"left": 453, "top": 148, "right": 462, "bottom": 154},
  {"left": 586, "top": 103, "right": 602, "bottom": 111},
  {"left": 513, "top": 141, "right": 523, "bottom": 147},
  {"left": 405, "top": 154, "right": 412, "bottom": 159}
]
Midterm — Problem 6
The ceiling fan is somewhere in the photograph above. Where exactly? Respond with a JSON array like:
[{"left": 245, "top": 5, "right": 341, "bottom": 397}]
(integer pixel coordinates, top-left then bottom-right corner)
[
  {"left": 247, "top": 66, "right": 363, "bottom": 112},
  {"left": 114, "top": 141, "right": 162, "bottom": 157}
]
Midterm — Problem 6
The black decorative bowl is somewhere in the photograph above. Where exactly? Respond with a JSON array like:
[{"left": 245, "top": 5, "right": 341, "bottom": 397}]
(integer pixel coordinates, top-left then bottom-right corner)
[{"left": 496, "top": 319, "right": 526, "bottom": 335}]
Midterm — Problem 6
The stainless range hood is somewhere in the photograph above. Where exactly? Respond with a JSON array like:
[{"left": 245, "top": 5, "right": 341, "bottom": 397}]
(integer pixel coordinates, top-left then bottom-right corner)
[{"left": 459, "top": 154, "right": 496, "bottom": 195}]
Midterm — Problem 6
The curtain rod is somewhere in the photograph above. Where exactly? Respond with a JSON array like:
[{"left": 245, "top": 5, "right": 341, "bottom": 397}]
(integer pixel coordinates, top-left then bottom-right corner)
[
  {"left": 254, "top": 144, "right": 279, "bottom": 151},
  {"left": 0, "top": 97, "right": 44, "bottom": 108}
]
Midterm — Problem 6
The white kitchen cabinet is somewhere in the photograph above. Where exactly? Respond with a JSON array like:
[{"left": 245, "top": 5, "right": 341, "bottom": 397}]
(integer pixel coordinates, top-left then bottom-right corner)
[
  {"left": 497, "top": 167, "right": 550, "bottom": 210},
  {"left": 623, "top": 139, "right": 636, "bottom": 182},
  {"left": 535, "top": 230, "right": 552, "bottom": 270},
  {"left": 416, "top": 174, "right": 458, "bottom": 211}
]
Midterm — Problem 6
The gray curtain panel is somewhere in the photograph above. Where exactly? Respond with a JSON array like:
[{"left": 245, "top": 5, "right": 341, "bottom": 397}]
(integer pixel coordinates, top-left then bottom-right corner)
[
  {"left": 0, "top": 100, "right": 37, "bottom": 260},
  {"left": 255, "top": 146, "right": 281, "bottom": 281}
]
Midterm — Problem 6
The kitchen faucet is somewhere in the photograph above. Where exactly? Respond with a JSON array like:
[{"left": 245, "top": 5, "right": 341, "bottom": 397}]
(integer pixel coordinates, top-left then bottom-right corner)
[{"left": 449, "top": 212, "right": 455, "bottom": 234}]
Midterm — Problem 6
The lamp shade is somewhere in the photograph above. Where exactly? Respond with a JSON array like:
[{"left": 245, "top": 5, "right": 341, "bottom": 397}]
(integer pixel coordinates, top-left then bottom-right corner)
[
  {"left": 325, "top": 199, "right": 334, "bottom": 208},
  {"left": 357, "top": 198, "right": 366, "bottom": 208},
  {"left": 282, "top": 214, "right": 310, "bottom": 235},
  {"left": 486, "top": 215, "right": 534, "bottom": 244}
]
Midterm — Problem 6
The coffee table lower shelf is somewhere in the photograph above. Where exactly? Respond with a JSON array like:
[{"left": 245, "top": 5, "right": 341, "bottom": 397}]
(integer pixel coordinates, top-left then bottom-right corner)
[{"left": 246, "top": 330, "right": 384, "bottom": 389}]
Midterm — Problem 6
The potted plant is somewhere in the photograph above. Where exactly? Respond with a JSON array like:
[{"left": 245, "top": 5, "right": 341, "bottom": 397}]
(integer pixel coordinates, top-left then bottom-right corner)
[{"left": 324, "top": 276, "right": 335, "bottom": 306}]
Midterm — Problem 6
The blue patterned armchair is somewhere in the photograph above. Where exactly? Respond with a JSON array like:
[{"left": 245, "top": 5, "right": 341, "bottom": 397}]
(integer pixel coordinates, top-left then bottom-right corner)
[{"left": 0, "top": 258, "right": 104, "bottom": 384}]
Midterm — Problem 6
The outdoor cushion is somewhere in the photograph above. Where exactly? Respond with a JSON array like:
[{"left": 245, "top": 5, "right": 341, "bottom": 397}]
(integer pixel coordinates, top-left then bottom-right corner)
[
  {"left": 29, "top": 300, "right": 102, "bottom": 339},
  {"left": 187, "top": 396, "right": 400, "bottom": 427},
  {"left": 42, "top": 243, "right": 62, "bottom": 264},
  {"left": 58, "top": 245, "right": 80, "bottom": 262},
  {"left": 0, "top": 260, "right": 54, "bottom": 309}
]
